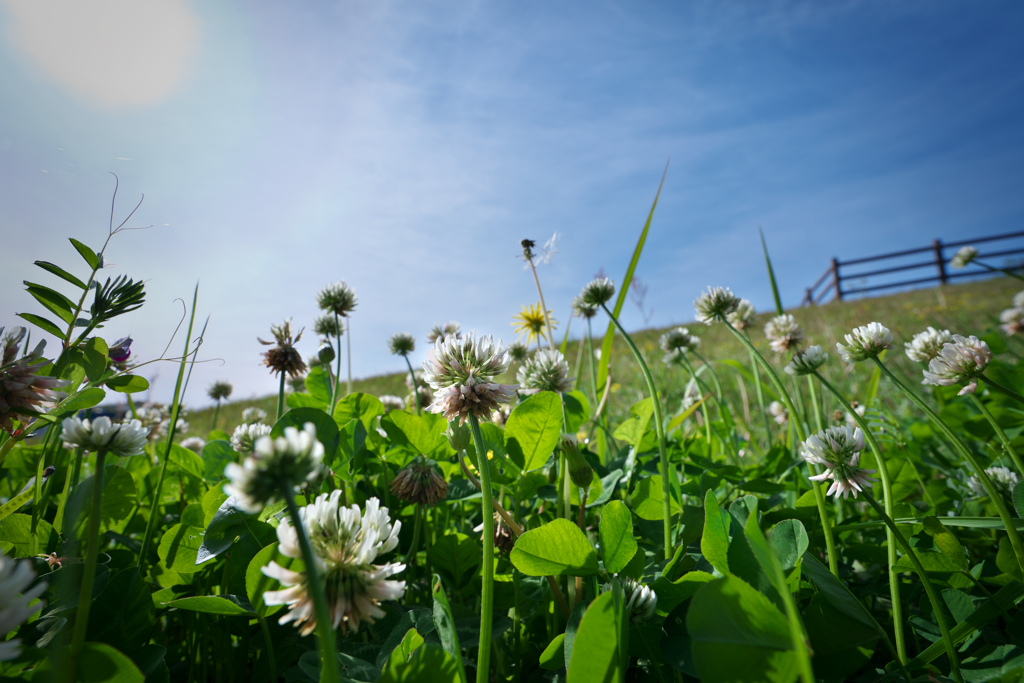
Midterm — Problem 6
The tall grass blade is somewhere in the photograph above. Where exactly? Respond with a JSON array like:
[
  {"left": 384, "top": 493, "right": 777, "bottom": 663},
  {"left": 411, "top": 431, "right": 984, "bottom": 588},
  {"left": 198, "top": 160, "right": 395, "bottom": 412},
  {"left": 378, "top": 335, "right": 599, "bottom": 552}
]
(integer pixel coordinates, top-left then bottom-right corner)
[{"left": 759, "top": 227, "right": 784, "bottom": 316}]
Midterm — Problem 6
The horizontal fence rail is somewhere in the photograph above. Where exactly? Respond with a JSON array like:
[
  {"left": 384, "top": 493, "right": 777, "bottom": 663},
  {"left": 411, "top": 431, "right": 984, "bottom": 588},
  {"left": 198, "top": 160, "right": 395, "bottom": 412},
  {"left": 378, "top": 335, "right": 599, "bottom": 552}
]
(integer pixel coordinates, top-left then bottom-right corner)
[{"left": 803, "top": 230, "right": 1024, "bottom": 306}]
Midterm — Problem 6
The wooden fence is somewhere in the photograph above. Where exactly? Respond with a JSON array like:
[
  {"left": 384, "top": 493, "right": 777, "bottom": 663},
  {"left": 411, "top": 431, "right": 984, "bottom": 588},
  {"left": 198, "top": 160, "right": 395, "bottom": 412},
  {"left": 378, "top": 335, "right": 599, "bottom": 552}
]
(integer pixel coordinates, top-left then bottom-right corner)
[{"left": 802, "top": 230, "right": 1024, "bottom": 306}]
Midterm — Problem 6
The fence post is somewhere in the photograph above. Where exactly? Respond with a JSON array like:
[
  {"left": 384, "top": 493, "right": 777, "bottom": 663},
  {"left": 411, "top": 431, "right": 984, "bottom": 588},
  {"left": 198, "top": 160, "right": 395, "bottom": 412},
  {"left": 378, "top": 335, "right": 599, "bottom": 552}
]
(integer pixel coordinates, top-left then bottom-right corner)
[
  {"left": 803, "top": 288, "right": 812, "bottom": 306},
  {"left": 933, "top": 239, "right": 947, "bottom": 285},
  {"left": 831, "top": 258, "right": 842, "bottom": 302}
]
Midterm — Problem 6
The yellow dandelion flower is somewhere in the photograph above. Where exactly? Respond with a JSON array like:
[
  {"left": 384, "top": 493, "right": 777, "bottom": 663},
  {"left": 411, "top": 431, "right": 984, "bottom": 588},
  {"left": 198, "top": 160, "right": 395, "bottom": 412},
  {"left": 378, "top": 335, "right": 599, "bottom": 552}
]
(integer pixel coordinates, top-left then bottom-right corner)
[{"left": 511, "top": 302, "right": 557, "bottom": 348}]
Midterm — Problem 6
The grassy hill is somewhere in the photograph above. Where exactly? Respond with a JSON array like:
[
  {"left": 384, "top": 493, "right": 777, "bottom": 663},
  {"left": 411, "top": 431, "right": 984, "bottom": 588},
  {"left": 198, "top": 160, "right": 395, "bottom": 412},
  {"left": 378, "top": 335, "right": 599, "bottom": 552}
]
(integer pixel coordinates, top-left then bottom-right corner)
[{"left": 183, "top": 275, "right": 1020, "bottom": 439}]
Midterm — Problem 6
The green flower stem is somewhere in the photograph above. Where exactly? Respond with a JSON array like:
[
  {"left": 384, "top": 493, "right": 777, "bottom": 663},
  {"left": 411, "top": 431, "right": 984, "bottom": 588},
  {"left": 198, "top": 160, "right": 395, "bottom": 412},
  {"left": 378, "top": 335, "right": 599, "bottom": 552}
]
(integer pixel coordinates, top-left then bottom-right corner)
[
  {"left": 862, "top": 493, "right": 964, "bottom": 683},
  {"left": 212, "top": 399, "right": 221, "bottom": 430},
  {"left": 873, "top": 359, "right": 1024, "bottom": 578},
  {"left": 981, "top": 374, "right": 1024, "bottom": 406},
  {"left": 331, "top": 314, "right": 343, "bottom": 412},
  {"left": 969, "top": 393, "right": 1024, "bottom": 476},
  {"left": 690, "top": 350, "right": 723, "bottom": 401},
  {"left": 404, "top": 356, "right": 423, "bottom": 416},
  {"left": 282, "top": 487, "right": 340, "bottom": 683},
  {"left": 973, "top": 259, "right": 1024, "bottom": 283},
  {"left": 601, "top": 303, "right": 673, "bottom": 560},
  {"left": 276, "top": 372, "right": 286, "bottom": 423},
  {"left": 526, "top": 257, "right": 557, "bottom": 350},
  {"left": 64, "top": 450, "right": 106, "bottom": 683},
  {"left": 814, "top": 372, "right": 907, "bottom": 664},
  {"left": 346, "top": 319, "right": 353, "bottom": 396},
  {"left": 745, "top": 337, "right": 774, "bottom": 444},
  {"left": 406, "top": 503, "right": 423, "bottom": 578},
  {"left": 805, "top": 377, "right": 824, "bottom": 432},
  {"left": 722, "top": 320, "right": 839, "bottom": 576},
  {"left": 255, "top": 609, "right": 278, "bottom": 680},
  {"left": 468, "top": 414, "right": 495, "bottom": 683},
  {"left": 678, "top": 355, "right": 714, "bottom": 450}
]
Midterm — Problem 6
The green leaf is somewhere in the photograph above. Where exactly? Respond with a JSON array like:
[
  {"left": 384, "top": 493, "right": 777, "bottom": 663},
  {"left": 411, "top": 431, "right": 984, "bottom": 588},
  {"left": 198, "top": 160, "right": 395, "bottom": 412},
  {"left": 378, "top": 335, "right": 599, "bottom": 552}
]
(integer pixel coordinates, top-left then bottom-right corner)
[
  {"left": 0, "top": 513, "right": 57, "bottom": 557},
  {"left": 630, "top": 475, "right": 680, "bottom": 521},
  {"left": 376, "top": 609, "right": 435, "bottom": 669},
  {"left": 200, "top": 440, "right": 236, "bottom": 482},
  {"left": 130, "top": 645, "right": 170, "bottom": 683},
  {"left": 800, "top": 551, "right": 888, "bottom": 634},
  {"left": 245, "top": 542, "right": 303, "bottom": 618},
  {"left": 563, "top": 390, "right": 591, "bottom": 434},
  {"left": 70, "top": 237, "right": 100, "bottom": 270},
  {"left": 566, "top": 591, "right": 624, "bottom": 683},
  {"left": 163, "top": 443, "right": 204, "bottom": 480},
  {"left": 510, "top": 519, "right": 599, "bottom": 577},
  {"left": 701, "top": 489, "right": 730, "bottom": 575},
  {"left": 63, "top": 387, "right": 107, "bottom": 412},
  {"left": 539, "top": 633, "right": 566, "bottom": 671},
  {"left": 17, "top": 311, "right": 66, "bottom": 339},
  {"left": 922, "top": 516, "right": 969, "bottom": 571},
  {"left": 81, "top": 336, "right": 109, "bottom": 382},
  {"left": 105, "top": 374, "right": 150, "bottom": 393},
  {"left": 304, "top": 365, "right": 333, "bottom": 404},
  {"left": 0, "top": 483, "right": 36, "bottom": 523},
  {"left": 298, "top": 652, "right": 381, "bottom": 683},
  {"left": 666, "top": 393, "right": 711, "bottom": 433},
  {"left": 596, "top": 164, "right": 668, "bottom": 395},
  {"left": 504, "top": 392, "right": 563, "bottom": 472},
  {"left": 431, "top": 574, "right": 468, "bottom": 683},
  {"left": 768, "top": 520, "right": 808, "bottom": 572},
  {"left": 24, "top": 282, "right": 76, "bottom": 324},
  {"left": 35, "top": 260, "right": 88, "bottom": 289},
  {"left": 599, "top": 500, "right": 638, "bottom": 574},
  {"left": 428, "top": 533, "right": 481, "bottom": 590},
  {"left": 893, "top": 549, "right": 962, "bottom": 573},
  {"left": 378, "top": 643, "right": 461, "bottom": 683},
  {"left": 165, "top": 595, "right": 255, "bottom": 617},
  {"left": 271, "top": 407, "right": 340, "bottom": 465},
  {"left": 1014, "top": 481, "right": 1024, "bottom": 519},
  {"left": 382, "top": 410, "right": 452, "bottom": 459},
  {"left": 613, "top": 397, "right": 653, "bottom": 449},
  {"left": 196, "top": 495, "right": 257, "bottom": 565},
  {"left": 68, "top": 466, "right": 137, "bottom": 535},
  {"left": 652, "top": 570, "right": 715, "bottom": 616},
  {"left": 802, "top": 593, "right": 877, "bottom": 680},
  {"left": 687, "top": 575, "right": 797, "bottom": 683},
  {"left": 77, "top": 642, "right": 146, "bottom": 682},
  {"left": 87, "top": 568, "right": 155, "bottom": 654},
  {"left": 286, "top": 391, "right": 326, "bottom": 410},
  {"left": 157, "top": 524, "right": 206, "bottom": 573},
  {"left": 739, "top": 478, "right": 786, "bottom": 494},
  {"left": 333, "top": 392, "right": 385, "bottom": 431}
]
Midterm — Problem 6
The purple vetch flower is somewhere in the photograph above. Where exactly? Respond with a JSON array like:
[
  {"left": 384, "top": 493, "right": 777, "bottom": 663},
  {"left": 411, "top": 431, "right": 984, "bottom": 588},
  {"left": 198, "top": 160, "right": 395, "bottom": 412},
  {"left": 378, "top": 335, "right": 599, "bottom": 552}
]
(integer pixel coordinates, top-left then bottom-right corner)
[{"left": 108, "top": 336, "right": 133, "bottom": 363}]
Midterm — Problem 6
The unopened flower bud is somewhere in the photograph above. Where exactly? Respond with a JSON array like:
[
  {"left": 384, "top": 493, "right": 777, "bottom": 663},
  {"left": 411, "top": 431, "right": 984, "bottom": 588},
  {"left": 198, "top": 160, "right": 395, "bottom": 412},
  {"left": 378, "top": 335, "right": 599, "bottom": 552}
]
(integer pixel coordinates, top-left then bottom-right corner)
[
  {"left": 446, "top": 420, "right": 471, "bottom": 452},
  {"left": 560, "top": 433, "right": 593, "bottom": 489},
  {"left": 318, "top": 341, "right": 336, "bottom": 365}
]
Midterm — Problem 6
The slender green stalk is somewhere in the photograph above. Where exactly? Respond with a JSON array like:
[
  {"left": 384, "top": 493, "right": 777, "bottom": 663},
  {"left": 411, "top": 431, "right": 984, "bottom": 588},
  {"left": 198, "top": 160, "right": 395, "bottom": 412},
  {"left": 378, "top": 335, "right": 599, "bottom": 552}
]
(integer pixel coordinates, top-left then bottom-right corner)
[
  {"left": 678, "top": 356, "right": 714, "bottom": 449},
  {"left": 806, "top": 377, "right": 824, "bottom": 432},
  {"left": 970, "top": 393, "right": 1024, "bottom": 475},
  {"left": 982, "top": 374, "right": 1024, "bottom": 406},
  {"left": 331, "top": 313, "right": 343, "bottom": 411},
  {"left": 690, "top": 350, "right": 723, "bottom": 401},
  {"left": 873, "top": 359, "right": 1024, "bottom": 577},
  {"left": 972, "top": 259, "right": 1024, "bottom": 283},
  {"left": 282, "top": 488, "right": 340, "bottom": 683},
  {"left": 404, "top": 356, "right": 423, "bottom": 416},
  {"left": 746, "top": 339, "right": 774, "bottom": 444},
  {"left": 276, "top": 372, "right": 286, "bottom": 423},
  {"left": 601, "top": 303, "right": 672, "bottom": 560},
  {"left": 526, "top": 257, "right": 557, "bottom": 350},
  {"left": 406, "top": 503, "right": 423, "bottom": 578},
  {"left": 722, "top": 320, "right": 838, "bottom": 576},
  {"left": 346, "top": 319, "right": 352, "bottom": 396},
  {"left": 572, "top": 325, "right": 586, "bottom": 393},
  {"left": 212, "top": 399, "right": 222, "bottom": 431},
  {"left": 814, "top": 372, "right": 907, "bottom": 663},
  {"left": 862, "top": 493, "right": 963, "bottom": 683},
  {"left": 468, "top": 414, "right": 495, "bottom": 683},
  {"left": 64, "top": 451, "right": 106, "bottom": 683}
]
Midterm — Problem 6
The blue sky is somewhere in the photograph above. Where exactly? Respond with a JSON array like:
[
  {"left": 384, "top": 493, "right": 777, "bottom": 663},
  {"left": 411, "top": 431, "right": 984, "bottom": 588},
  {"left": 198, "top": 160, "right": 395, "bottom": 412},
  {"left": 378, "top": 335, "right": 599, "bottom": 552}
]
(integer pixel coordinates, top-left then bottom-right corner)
[{"left": 2, "top": 1, "right": 1022, "bottom": 406}]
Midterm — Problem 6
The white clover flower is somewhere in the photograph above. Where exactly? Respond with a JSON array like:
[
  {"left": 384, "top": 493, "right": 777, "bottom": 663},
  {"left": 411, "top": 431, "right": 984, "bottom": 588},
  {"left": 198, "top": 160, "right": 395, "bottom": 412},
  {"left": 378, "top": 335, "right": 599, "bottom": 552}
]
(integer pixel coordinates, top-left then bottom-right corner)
[
  {"left": 784, "top": 345, "right": 828, "bottom": 376},
  {"left": 426, "top": 321, "right": 460, "bottom": 344},
  {"left": 768, "top": 401, "right": 788, "bottom": 426},
  {"left": 1001, "top": 308, "right": 1024, "bottom": 337},
  {"left": 231, "top": 423, "right": 273, "bottom": 454},
  {"left": 950, "top": 246, "right": 978, "bottom": 269},
  {"left": 967, "top": 466, "right": 1019, "bottom": 498},
  {"left": 680, "top": 378, "right": 701, "bottom": 415},
  {"left": 922, "top": 335, "right": 992, "bottom": 396},
  {"left": 262, "top": 492, "right": 405, "bottom": 636},
  {"left": 62, "top": 416, "right": 148, "bottom": 457},
  {"left": 726, "top": 298, "right": 756, "bottom": 330},
  {"left": 517, "top": 349, "right": 573, "bottom": 394},
  {"left": 422, "top": 332, "right": 518, "bottom": 425},
  {"left": 242, "top": 407, "right": 268, "bottom": 424},
  {"left": 694, "top": 286, "right": 740, "bottom": 325},
  {"left": 904, "top": 327, "right": 954, "bottom": 363},
  {"left": 578, "top": 278, "right": 616, "bottom": 308},
  {"left": 659, "top": 327, "right": 700, "bottom": 365},
  {"left": 379, "top": 395, "right": 406, "bottom": 412},
  {"left": 844, "top": 402, "right": 866, "bottom": 427},
  {"left": 571, "top": 295, "right": 599, "bottom": 320},
  {"left": 1014, "top": 291, "right": 1024, "bottom": 309},
  {"left": 602, "top": 578, "right": 657, "bottom": 623},
  {"left": 763, "top": 315, "right": 803, "bottom": 354},
  {"left": 0, "top": 550, "right": 47, "bottom": 661},
  {"left": 801, "top": 425, "right": 875, "bottom": 499},
  {"left": 181, "top": 436, "right": 206, "bottom": 453},
  {"left": 835, "top": 322, "right": 894, "bottom": 365},
  {"left": 388, "top": 333, "right": 415, "bottom": 357},
  {"left": 224, "top": 423, "right": 324, "bottom": 513}
]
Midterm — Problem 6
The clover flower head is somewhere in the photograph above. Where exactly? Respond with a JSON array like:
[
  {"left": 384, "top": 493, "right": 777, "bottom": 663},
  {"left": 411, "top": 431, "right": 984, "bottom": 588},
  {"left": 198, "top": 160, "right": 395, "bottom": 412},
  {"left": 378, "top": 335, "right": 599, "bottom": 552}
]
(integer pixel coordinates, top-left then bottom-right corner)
[
  {"left": 62, "top": 416, "right": 148, "bottom": 457},
  {"left": 0, "top": 550, "right": 47, "bottom": 662},
  {"left": 262, "top": 493, "right": 404, "bottom": 636},
  {"left": 618, "top": 578, "right": 658, "bottom": 623},
  {"left": 659, "top": 327, "right": 700, "bottom": 365},
  {"left": 0, "top": 330, "right": 71, "bottom": 434},
  {"left": 967, "top": 466, "right": 1019, "bottom": 498},
  {"left": 836, "top": 322, "right": 894, "bottom": 364},
  {"left": 1014, "top": 291, "right": 1024, "bottom": 309},
  {"left": 390, "top": 457, "right": 449, "bottom": 505},
  {"left": 950, "top": 246, "right": 978, "bottom": 269},
  {"left": 507, "top": 342, "right": 529, "bottom": 363},
  {"left": 313, "top": 314, "right": 342, "bottom": 339},
  {"left": 259, "top": 319, "right": 307, "bottom": 378},
  {"left": 768, "top": 401, "right": 788, "bottom": 426},
  {"left": 224, "top": 423, "right": 323, "bottom": 513},
  {"left": 1001, "top": 308, "right": 1024, "bottom": 337},
  {"left": 316, "top": 282, "right": 358, "bottom": 317},
  {"left": 379, "top": 395, "right": 406, "bottom": 412},
  {"left": 922, "top": 334, "right": 991, "bottom": 395},
  {"left": 242, "top": 407, "right": 268, "bottom": 424},
  {"left": 694, "top": 286, "right": 740, "bottom": 325},
  {"left": 905, "top": 327, "right": 954, "bottom": 363},
  {"left": 802, "top": 425, "right": 875, "bottom": 499},
  {"left": 388, "top": 333, "right": 416, "bottom": 357},
  {"left": 579, "top": 278, "right": 616, "bottom": 308},
  {"left": 726, "top": 299, "right": 756, "bottom": 330},
  {"left": 231, "top": 422, "right": 274, "bottom": 454},
  {"left": 571, "top": 295, "right": 599, "bottom": 320},
  {"left": 517, "top": 349, "right": 573, "bottom": 394},
  {"left": 208, "top": 380, "right": 233, "bottom": 401},
  {"left": 784, "top": 345, "right": 828, "bottom": 376},
  {"left": 427, "top": 321, "right": 460, "bottom": 344},
  {"left": 764, "top": 314, "right": 804, "bottom": 354},
  {"left": 181, "top": 436, "right": 206, "bottom": 453},
  {"left": 422, "top": 332, "right": 518, "bottom": 424}
]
